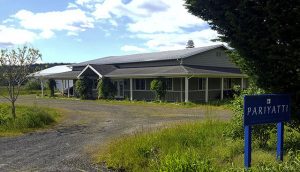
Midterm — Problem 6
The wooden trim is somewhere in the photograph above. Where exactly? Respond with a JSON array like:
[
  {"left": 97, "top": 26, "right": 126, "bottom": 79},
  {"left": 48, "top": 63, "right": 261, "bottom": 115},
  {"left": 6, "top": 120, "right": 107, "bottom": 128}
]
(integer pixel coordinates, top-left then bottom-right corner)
[{"left": 77, "top": 64, "right": 102, "bottom": 79}]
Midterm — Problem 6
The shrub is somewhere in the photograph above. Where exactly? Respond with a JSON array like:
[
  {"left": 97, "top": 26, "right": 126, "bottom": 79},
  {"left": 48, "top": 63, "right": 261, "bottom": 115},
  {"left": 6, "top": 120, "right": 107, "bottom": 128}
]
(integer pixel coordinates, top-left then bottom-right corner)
[
  {"left": 97, "top": 78, "right": 116, "bottom": 99},
  {"left": 0, "top": 104, "right": 12, "bottom": 126},
  {"left": 16, "top": 108, "right": 55, "bottom": 128},
  {"left": 24, "top": 79, "right": 41, "bottom": 90},
  {"left": 225, "top": 83, "right": 277, "bottom": 148},
  {"left": 150, "top": 79, "right": 167, "bottom": 101},
  {"left": 75, "top": 77, "right": 92, "bottom": 99},
  {"left": 0, "top": 104, "right": 57, "bottom": 131}
]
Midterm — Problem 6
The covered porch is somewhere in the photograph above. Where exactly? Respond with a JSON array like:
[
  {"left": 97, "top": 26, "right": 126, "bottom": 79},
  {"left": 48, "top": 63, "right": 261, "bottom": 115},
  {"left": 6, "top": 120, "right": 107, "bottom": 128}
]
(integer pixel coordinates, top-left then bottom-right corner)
[
  {"left": 113, "top": 76, "right": 247, "bottom": 103},
  {"left": 105, "top": 65, "right": 247, "bottom": 102}
]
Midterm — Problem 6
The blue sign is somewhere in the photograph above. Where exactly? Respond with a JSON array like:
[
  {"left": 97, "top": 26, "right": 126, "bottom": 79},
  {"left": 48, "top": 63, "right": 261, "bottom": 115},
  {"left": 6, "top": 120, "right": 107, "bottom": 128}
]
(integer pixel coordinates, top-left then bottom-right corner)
[
  {"left": 243, "top": 94, "right": 291, "bottom": 168},
  {"left": 244, "top": 94, "right": 291, "bottom": 125}
]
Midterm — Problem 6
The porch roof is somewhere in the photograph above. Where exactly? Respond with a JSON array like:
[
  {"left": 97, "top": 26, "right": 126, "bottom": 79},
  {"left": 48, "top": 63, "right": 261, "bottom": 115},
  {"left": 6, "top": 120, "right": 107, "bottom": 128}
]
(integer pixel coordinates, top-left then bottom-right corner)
[
  {"left": 43, "top": 71, "right": 81, "bottom": 80},
  {"left": 104, "top": 65, "right": 246, "bottom": 78}
]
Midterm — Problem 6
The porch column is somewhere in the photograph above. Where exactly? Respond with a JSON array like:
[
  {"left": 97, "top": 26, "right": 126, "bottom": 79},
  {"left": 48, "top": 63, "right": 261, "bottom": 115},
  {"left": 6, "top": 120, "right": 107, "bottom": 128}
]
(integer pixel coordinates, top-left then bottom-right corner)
[
  {"left": 205, "top": 77, "right": 209, "bottom": 103},
  {"left": 130, "top": 78, "right": 133, "bottom": 101},
  {"left": 73, "top": 80, "right": 75, "bottom": 96},
  {"left": 185, "top": 77, "right": 189, "bottom": 102},
  {"left": 221, "top": 78, "right": 224, "bottom": 100},
  {"left": 41, "top": 80, "right": 44, "bottom": 98},
  {"left": 61, "top": 80, "right": 64, "bottom": 96},
  {"left": 67, "top": 80, "right": 70, "bottom": 98},
  {"left": 180, "top": 78, "right": 183, "bottom": 102},
  {"left": 241, "top": 78, "right": 244, "bottom": 89}
]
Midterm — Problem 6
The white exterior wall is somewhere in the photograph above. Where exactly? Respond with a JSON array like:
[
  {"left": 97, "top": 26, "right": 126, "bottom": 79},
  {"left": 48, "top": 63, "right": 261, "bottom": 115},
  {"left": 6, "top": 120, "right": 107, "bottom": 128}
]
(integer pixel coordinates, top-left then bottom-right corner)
[{"left": 56, "top": 80, "right": 74, "bottom": 92}]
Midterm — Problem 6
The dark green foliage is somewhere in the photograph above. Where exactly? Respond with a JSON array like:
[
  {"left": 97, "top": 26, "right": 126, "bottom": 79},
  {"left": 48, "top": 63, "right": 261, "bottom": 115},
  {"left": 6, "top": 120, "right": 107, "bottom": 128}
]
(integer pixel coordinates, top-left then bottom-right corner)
[
  {"left": 97, "top": 77, "right": 116, "bottom": 99},
  {"left": 225, "top": 84, "right": 279, "bottom": 148},
  {"left": 75, "top": 79, "right": 87, "bottom": 99},
  {"left": 24, "top": 79, "right": 41, "bottom": 90},
  {"left": 150, "top": 79, "right": 167, "bottom": 101},
  {"left": 47, "top": 79, "right": 56, "bottom": 97},
  {"left": 185, "top": 0, "right": 300, "bottom": 124}
]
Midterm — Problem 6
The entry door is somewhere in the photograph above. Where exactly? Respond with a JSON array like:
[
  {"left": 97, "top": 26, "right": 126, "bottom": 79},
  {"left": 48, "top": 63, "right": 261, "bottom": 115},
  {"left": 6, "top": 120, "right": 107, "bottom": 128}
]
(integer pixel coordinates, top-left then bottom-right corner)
[{"left": 114, "top": 80, "right": 124, "bottom": 98}]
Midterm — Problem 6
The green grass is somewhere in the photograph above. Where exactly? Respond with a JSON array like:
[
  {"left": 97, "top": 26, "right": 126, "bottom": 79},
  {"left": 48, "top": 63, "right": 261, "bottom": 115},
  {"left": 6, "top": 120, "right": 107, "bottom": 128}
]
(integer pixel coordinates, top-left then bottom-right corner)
[
  {"left": 96, "top": 121, "right": 300, "bottom": 171},
  {"left": 93, "top": 98, "right": 232, "bottom": 109},
  {"left": 0, "top": 86, "right": 41, "bottom": 96},
  {"left": 0, "top": 103, "right": 61, "bottom": 136}
]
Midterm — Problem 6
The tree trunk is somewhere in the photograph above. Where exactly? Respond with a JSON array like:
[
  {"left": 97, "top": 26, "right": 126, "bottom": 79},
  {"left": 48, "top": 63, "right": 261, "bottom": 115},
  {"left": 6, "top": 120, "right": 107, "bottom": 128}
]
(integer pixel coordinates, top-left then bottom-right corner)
[{"left": 11, "top": 101, "right": 16, "bottom": 119}]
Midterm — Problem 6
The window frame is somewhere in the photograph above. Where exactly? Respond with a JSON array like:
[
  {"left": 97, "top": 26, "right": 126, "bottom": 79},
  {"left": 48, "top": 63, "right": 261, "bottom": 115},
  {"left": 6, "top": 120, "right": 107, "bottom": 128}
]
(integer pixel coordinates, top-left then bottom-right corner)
[
  {"left": 165, "top": 78, "right": 173, "bottom": 91},
  {"left": 135, "top": 79, "right": 146, "bottom": 90}
]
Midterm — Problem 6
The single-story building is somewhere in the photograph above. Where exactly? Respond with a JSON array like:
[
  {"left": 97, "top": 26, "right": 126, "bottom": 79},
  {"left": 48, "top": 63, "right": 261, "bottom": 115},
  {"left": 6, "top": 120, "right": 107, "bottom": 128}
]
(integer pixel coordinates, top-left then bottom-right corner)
[{"left": 37, "top": 44, "right": 248, "bottom": 102}]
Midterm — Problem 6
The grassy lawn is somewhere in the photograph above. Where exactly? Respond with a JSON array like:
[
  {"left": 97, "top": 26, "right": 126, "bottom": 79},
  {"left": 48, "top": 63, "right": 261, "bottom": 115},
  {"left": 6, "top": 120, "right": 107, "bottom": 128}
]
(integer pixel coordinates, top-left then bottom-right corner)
[
  {"left": 94, "top": 98, "right": 231, "bottom": 108},
  {"left": 0, "top": 103, "right": 62, "bottom": 137},
  {"left": 95, "top": 120, "right": 300, "bottom": 171},
  {"left": 0, "top": 86, "right": 41, "bottom": 96}
]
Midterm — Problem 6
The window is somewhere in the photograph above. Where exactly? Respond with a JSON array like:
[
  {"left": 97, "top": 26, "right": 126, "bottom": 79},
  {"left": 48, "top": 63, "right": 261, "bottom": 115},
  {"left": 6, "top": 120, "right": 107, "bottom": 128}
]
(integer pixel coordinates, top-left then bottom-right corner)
[
  {"left": 135, "top": 79, "right": 146, "bottom": 90},
  {"left": 216, "top": 51, "right": 222, "bottom": 57},
  {"left": 165, "top": 78, "right": 173, "bottom": 90},
  {"left": 198, "top": 78, "right": 204, "bottom": 90},
  {"left": 224, "top": 78, "right": 232, "bottom": 89}
]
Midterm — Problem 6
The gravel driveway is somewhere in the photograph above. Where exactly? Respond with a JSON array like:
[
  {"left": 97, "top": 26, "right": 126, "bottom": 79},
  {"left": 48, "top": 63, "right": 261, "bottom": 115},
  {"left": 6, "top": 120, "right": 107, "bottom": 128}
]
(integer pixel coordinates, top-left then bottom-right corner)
[{"left": 0, "top": 96, "right": 231, "bottom": 171}]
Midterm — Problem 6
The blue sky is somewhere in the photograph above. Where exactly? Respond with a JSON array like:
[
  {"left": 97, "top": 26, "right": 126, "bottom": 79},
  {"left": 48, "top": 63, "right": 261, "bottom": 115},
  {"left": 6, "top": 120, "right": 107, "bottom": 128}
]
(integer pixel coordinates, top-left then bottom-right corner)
[{"left": 0, "top": 0, "right": 219, "bottom": 63}]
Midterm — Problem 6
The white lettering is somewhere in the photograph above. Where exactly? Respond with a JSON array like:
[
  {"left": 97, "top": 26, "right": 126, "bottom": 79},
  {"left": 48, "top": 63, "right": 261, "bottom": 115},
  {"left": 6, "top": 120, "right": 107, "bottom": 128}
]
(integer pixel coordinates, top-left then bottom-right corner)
[
  {"left": 271, "top": 106, "right": 276, "bottom": 114},
  {"left": 267, "top": 106, "right": 272, "bottom": 114},
  {"left": 252, "top": 107, "right": 257, "bottom": 116},
  {"left": 247, "top": 107, "right": 252, "bottom": 115},
  {"left": 277, "top": 105, "right": 281, "bottom": 113},
  {"left": 258, "top": 107, "right": 263, "bottom": 115}
]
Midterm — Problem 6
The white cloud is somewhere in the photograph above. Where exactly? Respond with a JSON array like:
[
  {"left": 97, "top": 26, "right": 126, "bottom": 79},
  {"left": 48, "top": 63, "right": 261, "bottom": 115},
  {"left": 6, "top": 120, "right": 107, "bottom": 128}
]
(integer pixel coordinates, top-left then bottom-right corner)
[
  {"left": 67, "top": 31, "right": 79, "bottom": 36},
  {"left": 13, "top": 9, "right": 94, "bottom": 39},
  {"left": 121, "top": 45, "right": 147, "bottom": 53},
  {"left": 89, "top": 0, "right": 217, "bottom": 51},
  {"left": 133, "top": 29, "right": 220, "bottom": 51},
  {"left": 67, "top": 3, "right": 78, "bottom": 9},
  {"left": 0, "top": 25, "right": 37, "bottom": 46},
  {"left": 92, "top": 0, "right": 205, "bottom": 33},
  {"left": 39, "top": 30, "right": 55, "bottom": 39}
]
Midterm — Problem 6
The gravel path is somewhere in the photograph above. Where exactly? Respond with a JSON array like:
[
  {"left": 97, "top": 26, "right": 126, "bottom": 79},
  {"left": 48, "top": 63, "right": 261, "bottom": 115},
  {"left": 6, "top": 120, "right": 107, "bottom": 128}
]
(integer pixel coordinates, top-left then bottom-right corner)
[{"left": 0, "top": 96, "right": 231, "bottom": 171}]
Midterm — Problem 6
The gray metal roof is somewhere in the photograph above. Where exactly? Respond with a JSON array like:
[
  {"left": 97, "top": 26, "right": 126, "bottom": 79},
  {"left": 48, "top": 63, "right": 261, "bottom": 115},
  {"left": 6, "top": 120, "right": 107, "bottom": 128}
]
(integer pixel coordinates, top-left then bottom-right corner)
[
  {"left": 43, "top": 71, "right": 81, "bottom": 79},
  {"left": 89, "top": 64, "right": 117, "bottom": 75},
  {"left": 104, "top": 65, "right": 245, "bottom": 78},
  {"left": 73, "top": 44, "right": 226, "bottom": 67}
]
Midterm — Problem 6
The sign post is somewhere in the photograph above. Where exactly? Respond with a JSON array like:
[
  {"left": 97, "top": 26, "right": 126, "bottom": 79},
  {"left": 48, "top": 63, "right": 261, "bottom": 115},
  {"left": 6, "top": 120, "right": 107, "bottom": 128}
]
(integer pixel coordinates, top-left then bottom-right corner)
[{"left": 243, "top": 94, "right": 291, "bottom": 168}]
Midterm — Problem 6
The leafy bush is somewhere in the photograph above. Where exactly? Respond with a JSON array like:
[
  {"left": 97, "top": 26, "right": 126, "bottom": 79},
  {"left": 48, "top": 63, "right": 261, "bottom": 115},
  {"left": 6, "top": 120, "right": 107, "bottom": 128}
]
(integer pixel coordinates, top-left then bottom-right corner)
[
  {"left": 225, "top": 83, "right": 276, "bottom": 148},
  {"left": 97, "top": 78, "right": 116, "bottom": 99},
  {"left": 150, "top": 79, "right": 167, "bottom": 101},
  {"left": 0, "top": 104, "right": 58, "bottom": 133},
  {"left": 24, "top": 79, "right": 41, "bottom": 90},
  {"left": 16, "top": 108, "right": 55, "bottom": 128},
  {"left": 75, "top": 77, "right": 92, "bottom": 99}
]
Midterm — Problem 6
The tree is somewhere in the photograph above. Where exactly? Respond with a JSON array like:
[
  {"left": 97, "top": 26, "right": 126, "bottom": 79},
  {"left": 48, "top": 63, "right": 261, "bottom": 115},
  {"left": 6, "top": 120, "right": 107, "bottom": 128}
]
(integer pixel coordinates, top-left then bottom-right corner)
[
  {"left": 150, "top": 79, "right": 167, "bottom": 101},
  {"left": 186, "top": 40, "right": 195, "bottom": 48},
  {"left": 0, "top": 46, "right": 41, "bottom": 119},
  {"left": 185, "top": 0, "right": 300, "bottom": 122},
  {"left": 75, "top": 79, "right": 88, "bottom": 99},
  {"left": 97, "top": 77, "right": 116, "bottom": 99}
]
